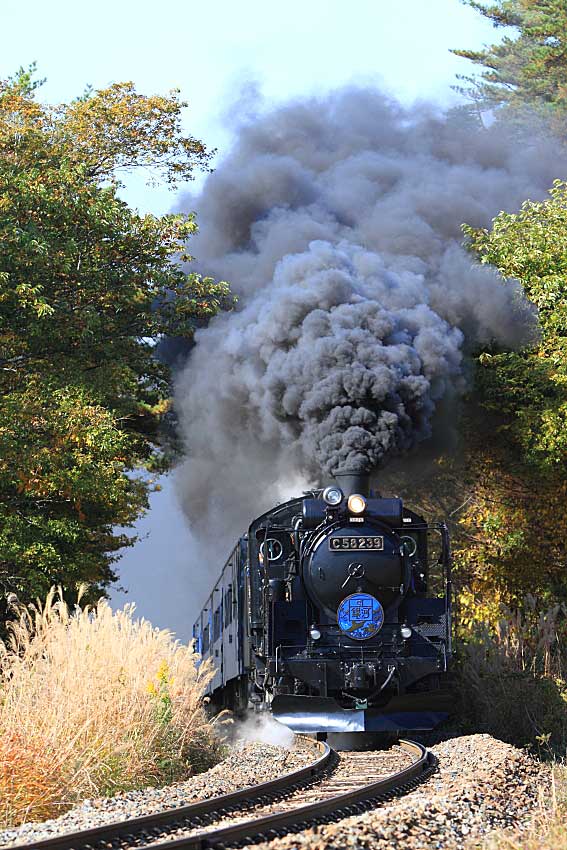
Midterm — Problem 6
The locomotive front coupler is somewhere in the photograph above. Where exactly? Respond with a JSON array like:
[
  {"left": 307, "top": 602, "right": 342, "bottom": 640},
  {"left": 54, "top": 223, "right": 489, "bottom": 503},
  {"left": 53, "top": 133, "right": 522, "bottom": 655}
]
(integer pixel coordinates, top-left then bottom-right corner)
[{"left": 344, "top": 660, "right": 379, "bottom": 691}]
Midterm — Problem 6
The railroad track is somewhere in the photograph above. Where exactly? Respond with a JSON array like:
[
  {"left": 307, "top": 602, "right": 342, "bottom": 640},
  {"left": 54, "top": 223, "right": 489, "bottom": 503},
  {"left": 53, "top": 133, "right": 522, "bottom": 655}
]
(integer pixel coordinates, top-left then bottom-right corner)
[{"left": 20, "top": 739, "right": 436, "bottom": 850}]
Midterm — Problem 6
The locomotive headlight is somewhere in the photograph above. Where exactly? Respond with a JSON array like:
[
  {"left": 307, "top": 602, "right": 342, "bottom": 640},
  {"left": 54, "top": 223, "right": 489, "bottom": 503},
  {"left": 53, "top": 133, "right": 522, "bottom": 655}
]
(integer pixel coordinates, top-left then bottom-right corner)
[
  {"left": 323, "top": 486, "right": 343, "bottom": 506},
  {"left": 347, "top": 493, "right": 366, "bottom": 514},
  {"left": 401, "top": 625, "right": 412, "bottom": 640},
  {"left": 309, "top": 627, "right": 322, "bottom": 641}
]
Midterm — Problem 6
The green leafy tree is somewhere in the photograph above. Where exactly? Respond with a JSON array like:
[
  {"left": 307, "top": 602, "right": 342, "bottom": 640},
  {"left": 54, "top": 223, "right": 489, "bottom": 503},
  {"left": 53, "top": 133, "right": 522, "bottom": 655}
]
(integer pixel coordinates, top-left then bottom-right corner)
[
  {"left": 453, "top": 1, "right": 567, "bottom": 132},
  {"left": 449, "top": 4, "right": 567, "bottom": 636},
  {"left": 0, "top": 67, "right": 230, "bottom": 604},
  {"left": 438, "top": 180, "right": 567, "bottom": 624},
  {"left": 463, "top": 180, "right": 567, "bottom": 469}
]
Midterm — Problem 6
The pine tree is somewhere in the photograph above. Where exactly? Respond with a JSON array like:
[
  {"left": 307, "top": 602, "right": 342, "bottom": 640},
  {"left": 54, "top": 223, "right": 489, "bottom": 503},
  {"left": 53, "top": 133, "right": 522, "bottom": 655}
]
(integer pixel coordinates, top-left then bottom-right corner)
[{"left": 453, "top": 1, "right": 567, "bottom": 133}]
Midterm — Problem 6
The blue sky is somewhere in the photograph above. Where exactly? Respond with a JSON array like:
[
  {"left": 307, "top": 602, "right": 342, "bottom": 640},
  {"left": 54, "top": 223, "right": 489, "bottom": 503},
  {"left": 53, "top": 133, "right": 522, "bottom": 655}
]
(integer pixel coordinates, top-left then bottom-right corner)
[
  {"left": 2, "top": 0, "right": 503, "bottom": 636},
  {"left": 2, "top": 0, "right": 499, "bottom": 215}
]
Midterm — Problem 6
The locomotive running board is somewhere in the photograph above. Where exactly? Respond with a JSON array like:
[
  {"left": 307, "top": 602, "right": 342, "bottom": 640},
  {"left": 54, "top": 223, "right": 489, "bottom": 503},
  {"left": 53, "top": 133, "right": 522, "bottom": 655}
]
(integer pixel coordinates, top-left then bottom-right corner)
[{"left": 271, "top": 695, "right": 448, "bottom": 733}]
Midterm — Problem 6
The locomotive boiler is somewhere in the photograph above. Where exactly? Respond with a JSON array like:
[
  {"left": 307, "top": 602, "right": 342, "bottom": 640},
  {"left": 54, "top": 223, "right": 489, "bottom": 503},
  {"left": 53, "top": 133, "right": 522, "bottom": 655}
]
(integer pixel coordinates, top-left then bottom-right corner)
[{"left": 193, "top": 469, "right": 452, "bottom": 733}]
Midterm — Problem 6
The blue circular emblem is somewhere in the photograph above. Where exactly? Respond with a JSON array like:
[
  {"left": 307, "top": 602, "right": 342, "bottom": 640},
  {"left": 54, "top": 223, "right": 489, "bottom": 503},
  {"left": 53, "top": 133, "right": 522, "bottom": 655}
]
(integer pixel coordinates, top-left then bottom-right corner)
[{"left": 337, "top": 593, "right": 384, "bottom": 640}]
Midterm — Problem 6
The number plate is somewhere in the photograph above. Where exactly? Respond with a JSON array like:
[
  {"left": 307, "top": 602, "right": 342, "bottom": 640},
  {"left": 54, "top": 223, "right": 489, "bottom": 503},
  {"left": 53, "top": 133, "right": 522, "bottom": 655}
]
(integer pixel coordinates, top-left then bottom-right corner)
[{"left": 329, "top": 536, "right": 384, "bottom": 551}]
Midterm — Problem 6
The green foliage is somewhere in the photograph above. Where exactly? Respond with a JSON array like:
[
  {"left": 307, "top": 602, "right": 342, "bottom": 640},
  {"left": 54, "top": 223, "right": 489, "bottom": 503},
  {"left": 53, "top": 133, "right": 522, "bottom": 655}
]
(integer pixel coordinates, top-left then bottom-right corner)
[
  {"left": 444, "top": 5, "right": 567, "bottom": 709},
  {"left": 425, "top": 181, "right": 567, "bottom": 624},
  {"left": 0, "top": 68, "right": 231, "bottom": 603},
  {"left": 453, "top": 1, "right": 567, "bottom": 133},
  {"left": 463, "top": 180, "right": 567, "bottom": 469}
]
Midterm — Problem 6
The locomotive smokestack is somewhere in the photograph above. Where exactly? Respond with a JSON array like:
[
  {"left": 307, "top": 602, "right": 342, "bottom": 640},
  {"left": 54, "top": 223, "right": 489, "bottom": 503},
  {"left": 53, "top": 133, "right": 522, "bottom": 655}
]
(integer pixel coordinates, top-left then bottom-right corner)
[{"left": 334, "top": 468, "right": 370, "bottom": 498}]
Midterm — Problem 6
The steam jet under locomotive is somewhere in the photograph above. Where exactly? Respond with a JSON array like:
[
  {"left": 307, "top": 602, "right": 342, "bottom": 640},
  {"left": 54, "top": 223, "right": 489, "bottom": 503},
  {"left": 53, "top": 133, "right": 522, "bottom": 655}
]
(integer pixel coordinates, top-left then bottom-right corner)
[{"left": 193, "top": 469, "right": 453, "bottom": 733}]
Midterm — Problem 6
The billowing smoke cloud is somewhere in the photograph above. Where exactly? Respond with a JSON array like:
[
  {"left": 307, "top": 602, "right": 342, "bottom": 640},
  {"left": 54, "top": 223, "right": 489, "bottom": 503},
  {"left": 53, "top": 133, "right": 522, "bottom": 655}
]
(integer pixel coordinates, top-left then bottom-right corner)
[
  {"left": 182, "top": 241, "right": 465, "bottom": 478},
  {"left": 174, "top": 88, "right": 561, "bottom": 538}
]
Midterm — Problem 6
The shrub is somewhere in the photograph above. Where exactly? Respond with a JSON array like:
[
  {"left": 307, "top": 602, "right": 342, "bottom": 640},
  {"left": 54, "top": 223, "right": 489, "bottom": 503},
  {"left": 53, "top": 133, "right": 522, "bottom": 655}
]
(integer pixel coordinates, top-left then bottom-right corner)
[{"left": 0, "top": 589, "right": 221, "bottom": 827}]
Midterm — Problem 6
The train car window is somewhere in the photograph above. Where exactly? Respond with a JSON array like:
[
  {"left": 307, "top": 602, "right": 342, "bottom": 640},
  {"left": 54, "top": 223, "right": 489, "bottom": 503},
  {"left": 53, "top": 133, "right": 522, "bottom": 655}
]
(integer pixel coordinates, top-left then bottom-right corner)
[
  {"left": 202, "top": 624, "right": 210, "bottom": 653},
  {"left": 213, "top": 606, "right": 222, "bottom": 642},
  {"left": 192, "top": 624, "right": 200, "bottom": 654},
  {"left": 224, "top": 585, "right": 233, "bottom": 626}
]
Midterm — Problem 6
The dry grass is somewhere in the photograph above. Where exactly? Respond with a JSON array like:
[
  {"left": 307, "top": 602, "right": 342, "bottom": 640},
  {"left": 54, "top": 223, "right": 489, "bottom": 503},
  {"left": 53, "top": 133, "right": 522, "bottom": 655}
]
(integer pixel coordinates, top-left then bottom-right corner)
[
  {"left": 458, "top": 595, "right": 567, "bottom": 754},
  {"left": 457, "top": 597, "right": 567, "bottom": 847},
  {"left": 0, "top": 589, "right": 222, "bottom": 828}
]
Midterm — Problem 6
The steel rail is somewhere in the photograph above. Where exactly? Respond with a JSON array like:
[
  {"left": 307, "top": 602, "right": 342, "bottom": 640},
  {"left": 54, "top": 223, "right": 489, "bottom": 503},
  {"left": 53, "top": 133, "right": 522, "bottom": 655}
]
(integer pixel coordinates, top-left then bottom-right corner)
[
  {"left": 142, "top": 739, "right": 435, "bottom": 849},
  {"left": 16, "top": 740, "right": 435, "bottom": 850},
  {"left": 16, "top": 740, "right": 332, "bottom": 850}
]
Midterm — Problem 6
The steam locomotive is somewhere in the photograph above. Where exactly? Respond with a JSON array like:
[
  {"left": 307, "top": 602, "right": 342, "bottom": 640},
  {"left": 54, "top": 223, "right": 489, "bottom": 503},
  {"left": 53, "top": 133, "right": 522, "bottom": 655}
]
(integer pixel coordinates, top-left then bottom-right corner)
[{"left": 192, "top": 469, "right": 452, "bottom": 733}]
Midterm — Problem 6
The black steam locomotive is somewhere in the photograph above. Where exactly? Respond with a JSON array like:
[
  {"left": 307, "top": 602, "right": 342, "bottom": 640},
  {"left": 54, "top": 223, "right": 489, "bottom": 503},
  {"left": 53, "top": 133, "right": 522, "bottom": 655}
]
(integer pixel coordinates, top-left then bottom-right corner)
[{"left": 193, "top": 469, "right": 452, "bottom": 733}]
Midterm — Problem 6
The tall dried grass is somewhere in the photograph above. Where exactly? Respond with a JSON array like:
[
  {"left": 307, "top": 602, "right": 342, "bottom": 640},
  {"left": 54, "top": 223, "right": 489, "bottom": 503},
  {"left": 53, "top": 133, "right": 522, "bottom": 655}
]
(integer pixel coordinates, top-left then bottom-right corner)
[
  {"left": 456, "top": 596, "right": 567, "bottom": 847},
  {"left": 0, "top": 589, "right": 221, "bottom": 828},
  {"left": 458, "top": 594, "right": 567, "bottom": 753}
]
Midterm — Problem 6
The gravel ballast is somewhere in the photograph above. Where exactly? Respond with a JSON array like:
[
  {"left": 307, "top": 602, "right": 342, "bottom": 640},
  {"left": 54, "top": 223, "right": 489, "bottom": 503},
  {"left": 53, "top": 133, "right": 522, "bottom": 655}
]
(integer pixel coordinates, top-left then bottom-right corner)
[
  {"left": 243, "top": 734, "right": 547, "bottom": 850},
  {"left": 0, "top": 739, "right": 315, "bottom": 847},
  {"left": 0, "top": 734, "right": 547, "bottom": 849}
]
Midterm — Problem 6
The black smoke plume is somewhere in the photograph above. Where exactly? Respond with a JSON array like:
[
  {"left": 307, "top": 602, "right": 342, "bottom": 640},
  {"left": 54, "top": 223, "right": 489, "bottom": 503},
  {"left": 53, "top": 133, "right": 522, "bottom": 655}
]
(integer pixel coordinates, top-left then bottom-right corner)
[{"left": 174, "top": 88, "right": 561, "bottom": 538}]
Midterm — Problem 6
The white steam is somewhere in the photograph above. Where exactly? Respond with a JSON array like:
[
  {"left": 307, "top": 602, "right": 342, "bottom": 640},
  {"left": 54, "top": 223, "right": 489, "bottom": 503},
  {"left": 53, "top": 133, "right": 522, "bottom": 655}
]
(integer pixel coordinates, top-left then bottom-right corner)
[{"left": 230, "top": 714, "right": 295, "bottom": 749}]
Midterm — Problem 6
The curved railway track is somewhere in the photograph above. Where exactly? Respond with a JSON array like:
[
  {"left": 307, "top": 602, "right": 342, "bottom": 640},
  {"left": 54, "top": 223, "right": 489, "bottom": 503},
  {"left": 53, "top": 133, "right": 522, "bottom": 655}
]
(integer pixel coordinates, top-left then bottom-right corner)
[{"left": 18, "top": 739, "right": 436, "bottom": 850}]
